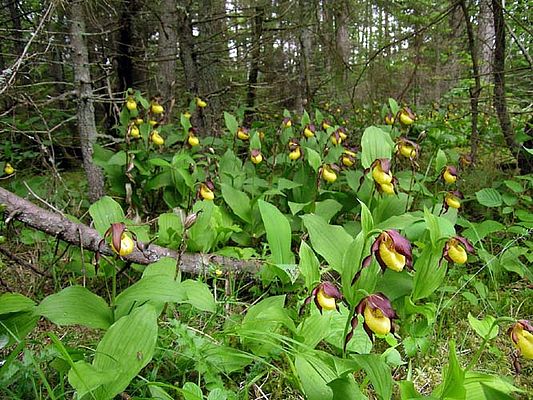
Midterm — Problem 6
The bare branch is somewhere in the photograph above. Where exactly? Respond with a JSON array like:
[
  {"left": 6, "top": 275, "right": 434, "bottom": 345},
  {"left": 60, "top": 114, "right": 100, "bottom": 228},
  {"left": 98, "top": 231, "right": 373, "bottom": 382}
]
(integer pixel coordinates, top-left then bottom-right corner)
[{"left": 0, "top": 187, "right": 261, "bottom": 276}]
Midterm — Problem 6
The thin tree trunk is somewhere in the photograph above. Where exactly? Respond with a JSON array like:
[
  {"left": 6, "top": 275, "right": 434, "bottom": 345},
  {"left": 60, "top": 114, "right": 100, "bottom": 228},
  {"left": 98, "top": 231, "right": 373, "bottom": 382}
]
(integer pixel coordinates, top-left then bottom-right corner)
[
  {"left": 177, "top": 0, "right": 207, "bottom": 134},
  {"left": 70, "top": 1, "right": 105, "bottom": 202},
  {"left": 459, "top": 0, "right": 482, "bottom": 162},
  {"left": 7, "top": 0, "right": 24, "bottom": 57},
  {"left": 296, "top": 0, "right": 313, "bottom": 113},
  {"left": 243, "top": 6, "right": 264, "bottom": 126},
  {"left": 198, "top": 0, "right": 227, "bottom": 127},
  {"left": 333, "top": 0, "right": 350, "bottom": 90},
  {"left": 156, "top": 0, "right": 178, "bottom": 104},
  {"left": 115, "top": 0, "right": 144, "bottom": 93},
  {"left": 492, "top": 0, "right": 532, "bottom": 173},
  {"left": 477, "top": 0, "right": 494, "bottom": 81}
]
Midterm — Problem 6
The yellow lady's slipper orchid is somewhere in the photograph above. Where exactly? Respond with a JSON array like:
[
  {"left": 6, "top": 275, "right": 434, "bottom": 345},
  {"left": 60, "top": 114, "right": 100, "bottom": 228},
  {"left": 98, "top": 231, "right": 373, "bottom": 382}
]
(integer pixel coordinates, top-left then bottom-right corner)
[
  {"left": 251, "top": 149, "right": 263, "bottom": 164},
  {"left": 379, "top": 182, "right": 395, "bottom": 195},
  {"left": 4, "top": 163, "right": 14, "bottom": 175},
  {"left": 346, "top": 293, "right": 396, "bottom": 345},
  {"left": 321, "top": 165, "right": 338, "bottom": 183},
  {"left": 447, "top": 242, "right": 467, "bottom": 264},
  {"left": 342, "top": 149, "right": 356, "bottom": 167},
  {"left": 303, "top": 125, "right": 315, "bottom": 138},
  {"left": 399, "top": 107, "right": 415, "bottom": 125},
  {"left": 289, "top": 147, "right": 301, "bottom": 161},
  {"left": 509, "top": 320, "right": 533, "bottom": 359},
  {"left": 442, "top": 166, "right": 458, "bottom": 184},
  {"left": 112, "top": 233, "right": 135, "bottom": 257},
  {"left": 372, "top": 163, "right": 392, "bottom": 185},
  {"left": 134, "top": 118, "right": 144, "bottom": 125},
  {"left": 385, "top": 113, "right": 395, "bottom": 125},
  {"left": 150, "top": 130, "right": 164, "bottom": 146},
  {"left": 196, "top": 97, "right": 207, "bottom": 108},
  {"left": 364, "top": 305, "right": 391, "bottom": 335},
  {"left": 378, "top": 236, "right": 406, "bottom": 272},
  {"left": 445, "top": 192, "right": 462, "bottom": 210},
  {"left": 395, "top": 138, "right": 418, "bottom": 161},
  {"left": 130, "top": 126, "right": 140, "bottom": 138},
  {"left": 183, "top": 111, "right": 191, "bottom": 119},
  {"left": 126, "top": 97, "right": 137, "bottom": 111},
  {"left": 361, "top": 230, "right": 412, "bottom": 275},
  {"left": 316, "top": 288, "right": 337, "bottom": 311},
  {"left": 302, "top": 282, "right": 342, "bottom": 314},
  {"left": 237, "top": 127, "right": 249, "bottom": 140},
  {"left": 151, "top": 102, "right": 164, "bottom": 114},
  {"left": 442, "top": 236, "right": 474, "bottom": 265},
  {"left": 199, "top": 183, "right": 215, "bottom": 201}
]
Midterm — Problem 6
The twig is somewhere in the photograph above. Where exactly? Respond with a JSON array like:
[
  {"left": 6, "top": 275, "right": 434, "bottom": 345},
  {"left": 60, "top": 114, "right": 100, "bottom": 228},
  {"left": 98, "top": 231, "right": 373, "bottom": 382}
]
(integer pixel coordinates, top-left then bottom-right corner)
[
  {"left": 0, "top": 246, "right": 50, "bottom": 277},
  {"left": 23, "top": 182, "right": 65, "bottom": 217}
]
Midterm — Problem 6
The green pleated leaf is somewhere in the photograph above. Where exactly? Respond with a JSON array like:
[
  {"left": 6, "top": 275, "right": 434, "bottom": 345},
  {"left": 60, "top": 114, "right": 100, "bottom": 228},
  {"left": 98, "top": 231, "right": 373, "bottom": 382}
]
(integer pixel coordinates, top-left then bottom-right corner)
[
  {"left": 351, "top": 354, "right": 393, "bottom": 400},
  {"left": 298, "top": 241, "right": 321, "bottom": 290},
  {"left": 69, "top": 304, "right": 158, "bottom": 399},
  {"left": 258, "top": 200, "right": 294, "bottom": 265},
  {"left": 295, "top": 352, "right": 335, "bottom": 400},
  {"left": 302, "top": 214, "right": 353, "bottom": 273},
  {"left": 88, "top": 196, "right": 125, "bottom": 236},
  {"left": 467, "top": 313, "right": 499, "bottom": 340},
  {"left": 221, "top": 183, "right": 252, "bottom": 223},
  {"left": 0, "top": 311, "right": 39, "bottom": 346},
  {"left": 475, "top": 188, "right": 503, "bottom": 207},
  {"left": 432, "top": 341, "right": 465, "bottom": 399},
  {"left": 0, "top": 293, "right": 35, "bottom": 314},
  {"left": 36, "top": 286, "right": 113, "bottom": 330},
  {"left": 224, "top": 112, "right": 238, "bottom": 135},
  {"left": 412, "top": 246, "right": 447, "bottom": 301},
  {"left": 115, "top": 276, "right": 215, "bottom": 313},
  {"left": 360, "top": 126, "right": 394, "bottom": 168}
]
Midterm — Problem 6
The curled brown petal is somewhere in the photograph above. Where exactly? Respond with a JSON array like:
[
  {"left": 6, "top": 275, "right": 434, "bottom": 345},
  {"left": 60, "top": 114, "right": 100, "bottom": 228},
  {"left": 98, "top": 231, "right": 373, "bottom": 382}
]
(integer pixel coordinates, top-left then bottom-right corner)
[
  {"left": 111, "top": 223, "right": 126, "bottom": 254},
  {"left": 386, "top": 229, "right": 413, "bottom": 268},
  {"left": 455, "top": 236, "right": 475, "bottom": 254}
]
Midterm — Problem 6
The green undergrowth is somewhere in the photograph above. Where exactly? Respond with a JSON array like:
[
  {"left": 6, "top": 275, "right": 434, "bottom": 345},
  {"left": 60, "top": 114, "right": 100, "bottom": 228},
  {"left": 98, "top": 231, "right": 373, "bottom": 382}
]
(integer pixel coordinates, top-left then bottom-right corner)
[{"left": 1, "top": 96, "right": 532, "bottom": 399}]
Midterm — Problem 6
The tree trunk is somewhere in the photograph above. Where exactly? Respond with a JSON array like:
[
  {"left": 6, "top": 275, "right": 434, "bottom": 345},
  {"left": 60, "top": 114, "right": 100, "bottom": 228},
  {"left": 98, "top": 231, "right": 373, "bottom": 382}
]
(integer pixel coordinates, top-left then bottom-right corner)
[
  {"left": 7, "top": 0, "right": 24, "bottom": 57},
  {"left": 492, "top": 0, "right": 532, "bottom": 174},
  {"left": 333, "top": 0, "right": 350, "bottom": 91},
  {"left": 197, "top": 0, "right": 228, "bottom": 131},
  {"left": 70, "top": 1, "right": 105, "bottom": 202},
  {"left": 477, "top": 0, "right": 494, "bottom": 81},
  {"left": 156, "top": 0, "right": 178, "bottom": 104},
  {"left": 295, "top": 0, "right": 313, "bottom": 113},
  {"left": 459, "top": 0, "right": 482, "bottom": 162},
  {"left": 177, "top": 0, "right": 207, "bottom": 134},
  {"left": 243, "top": 6, "right": 264, "bottom": 127},
  {"left": 115, "top": 0, "right": 144, "bottom": 93}
]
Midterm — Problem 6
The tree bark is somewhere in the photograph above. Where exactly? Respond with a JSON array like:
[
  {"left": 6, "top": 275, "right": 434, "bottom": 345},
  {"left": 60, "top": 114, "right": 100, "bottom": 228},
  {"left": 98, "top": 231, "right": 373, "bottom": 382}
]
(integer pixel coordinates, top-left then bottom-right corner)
[
  {"left": 115, "top": 0, "right": 144, "bottom": 93},
  {"left": 333, "top": 0, "right": 350, "bottom": 90},
  {"left": 197, "top": 0, "right": 227, "bottom": 130},
  {"left": 70, "top": 1, "right": 105, "bottom": 202},
  {"left": 156, "top": 0, "right": 178, "bottom": 104},
  {"left": 243, "top": 6, "right": 264, "bottom": 127},
  {"left": 296, "top": 0, "right": 313, "bottom": 113},
  {"left": 177, "top": 0, "right": 207, "bottom": 134},
  {"left": 492, "top": 0, "right": 532, "bottom": 174},
  {"left": 477, "top": 0, "right": 494, "bottom": 81},
  {"left": 0, "top": 187, "right": 261, "bottom": 275},
  {"left": 459, "top": 0, "right": 482, "bottom": 162}
]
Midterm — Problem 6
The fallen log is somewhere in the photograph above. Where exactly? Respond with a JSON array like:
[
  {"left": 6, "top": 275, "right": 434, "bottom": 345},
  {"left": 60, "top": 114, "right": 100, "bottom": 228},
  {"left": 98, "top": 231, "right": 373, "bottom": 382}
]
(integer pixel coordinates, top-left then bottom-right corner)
[{"left": 0, "top": 187, "right": 261, "bottom": 275}]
